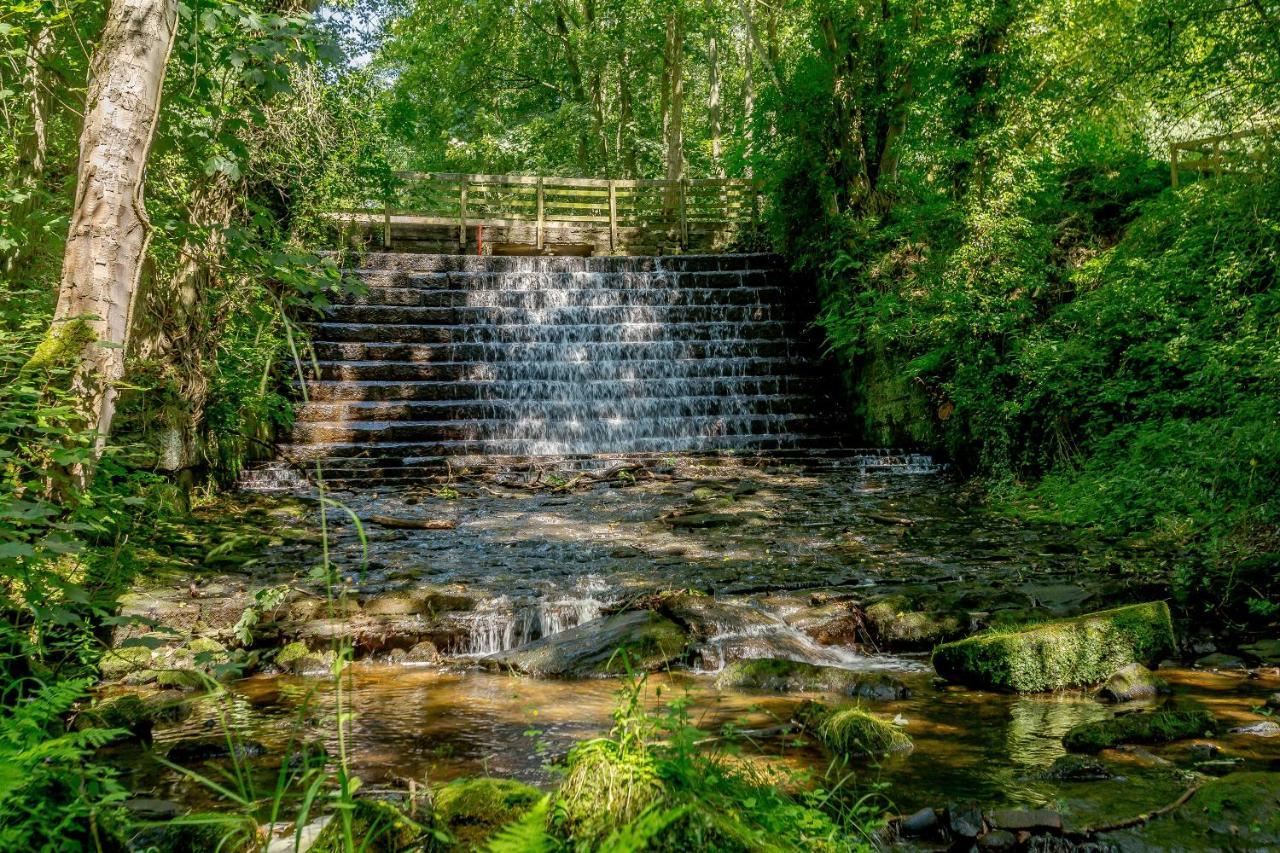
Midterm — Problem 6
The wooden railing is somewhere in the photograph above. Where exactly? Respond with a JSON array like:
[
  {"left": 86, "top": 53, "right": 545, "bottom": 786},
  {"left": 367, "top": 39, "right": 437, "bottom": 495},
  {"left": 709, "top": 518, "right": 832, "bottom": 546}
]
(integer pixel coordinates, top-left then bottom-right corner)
[
  {"left": 1170, "top": 126, "right": 1276, "bottom": 187},
  {"left": 339, "top": 171, "right": 760, "bottom": 251}
]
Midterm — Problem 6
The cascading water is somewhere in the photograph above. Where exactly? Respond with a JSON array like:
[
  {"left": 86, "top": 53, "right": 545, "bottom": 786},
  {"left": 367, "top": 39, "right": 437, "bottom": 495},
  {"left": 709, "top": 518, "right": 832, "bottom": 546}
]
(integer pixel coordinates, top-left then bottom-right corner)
[{"left": 281, "top": 253, "right": 863, "bottom": 481}]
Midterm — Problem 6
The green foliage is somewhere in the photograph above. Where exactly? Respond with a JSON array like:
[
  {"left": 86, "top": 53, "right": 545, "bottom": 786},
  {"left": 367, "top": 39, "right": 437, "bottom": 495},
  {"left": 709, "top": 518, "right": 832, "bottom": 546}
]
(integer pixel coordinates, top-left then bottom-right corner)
[
  {"left": 432, "top": 778, "right": 543, "bottom": 850},
  {"left": 795, "top": 701, "right": 912, "bottom": 756},
  {"left": 930, "top": 602, "right": 1176, "bottom": 692},
  {"left": 0, "top": 678, "right": 128, "bottom": 851},
  {"left": 1062, "top": 709, "right": 1216, "bottom": 753}
]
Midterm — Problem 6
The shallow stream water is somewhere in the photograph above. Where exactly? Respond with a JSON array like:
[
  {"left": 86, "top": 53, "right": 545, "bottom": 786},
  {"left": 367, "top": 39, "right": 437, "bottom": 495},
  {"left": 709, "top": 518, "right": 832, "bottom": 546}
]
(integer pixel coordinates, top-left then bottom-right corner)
[{"left": 110, "top": 458, "right": 1280, "bottom": 839}]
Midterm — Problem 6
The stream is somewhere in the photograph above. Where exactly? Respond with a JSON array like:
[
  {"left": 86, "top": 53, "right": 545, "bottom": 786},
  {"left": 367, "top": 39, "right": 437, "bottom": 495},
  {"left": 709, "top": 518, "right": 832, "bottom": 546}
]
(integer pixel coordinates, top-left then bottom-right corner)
[{"left": 105, "top": 456, "right": 1280, "bottom": 844}]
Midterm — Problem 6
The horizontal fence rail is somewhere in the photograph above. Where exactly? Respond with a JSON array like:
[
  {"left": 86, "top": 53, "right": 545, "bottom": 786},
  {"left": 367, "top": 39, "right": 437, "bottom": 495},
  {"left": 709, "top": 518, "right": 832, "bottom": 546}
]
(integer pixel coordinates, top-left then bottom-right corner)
[
  {"left": 330, "top": 171, "right": 762, "bottom": 252},
  {"left": 1170, "top": 126, "right": 1277, "bottom": 187}
]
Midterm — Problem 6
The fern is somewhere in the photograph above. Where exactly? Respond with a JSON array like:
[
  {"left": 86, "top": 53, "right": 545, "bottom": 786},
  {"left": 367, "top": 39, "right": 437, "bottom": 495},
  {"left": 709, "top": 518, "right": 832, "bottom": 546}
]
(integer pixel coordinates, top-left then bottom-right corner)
[{"left": 484, "top": 795, "right": 556, "bottom": 853}]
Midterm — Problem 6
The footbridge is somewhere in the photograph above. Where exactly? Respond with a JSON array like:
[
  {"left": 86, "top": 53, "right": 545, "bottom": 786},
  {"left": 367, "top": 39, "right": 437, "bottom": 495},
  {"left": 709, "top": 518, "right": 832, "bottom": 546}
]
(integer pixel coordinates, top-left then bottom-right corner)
[{"left": 324, "top": 172, "right": 761, "bottom": 256}]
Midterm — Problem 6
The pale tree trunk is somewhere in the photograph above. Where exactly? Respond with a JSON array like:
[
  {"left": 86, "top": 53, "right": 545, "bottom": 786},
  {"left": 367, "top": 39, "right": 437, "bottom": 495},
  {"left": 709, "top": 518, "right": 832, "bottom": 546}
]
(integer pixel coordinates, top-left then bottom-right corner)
[
  {"left": 4, "top": 27, "right": 55, "bottom": 272},
  {"left": 35, "top": 0, "right": 178, "bottom": 481},
  {"left": 663, "top": 9, "right": 684, "bottom": 215},
  {"left": 619, "top": 48, "right": 637, "bottom": 177},
  {"left": 741, "top": 24, "right": 754, "bottom": 178},
  {"left": 707, "top": 10, "right": 722, "bottom": 176}
]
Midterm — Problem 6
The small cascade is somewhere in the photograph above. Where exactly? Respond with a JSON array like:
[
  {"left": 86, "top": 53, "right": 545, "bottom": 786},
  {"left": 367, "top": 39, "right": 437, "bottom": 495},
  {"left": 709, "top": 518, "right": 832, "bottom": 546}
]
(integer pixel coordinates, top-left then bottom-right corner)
[
  {"left": 282, "top": 253, "right": 858, "bottom": 483},
  {"left": 237, "top": 461, "right": 311, "bottom": 495},
  {"left": 458, "top": 590, "right": 608, "bottom": 656}
]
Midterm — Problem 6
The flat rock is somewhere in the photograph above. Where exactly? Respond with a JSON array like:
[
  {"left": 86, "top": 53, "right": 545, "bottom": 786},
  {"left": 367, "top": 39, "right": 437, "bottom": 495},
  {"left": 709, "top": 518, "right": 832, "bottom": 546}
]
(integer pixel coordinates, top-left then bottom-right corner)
[
  {"left": 713, "top": 658, "right": 909, "bottom": 700},
  {"left": 988, "top": 808, "right": 1063, "bottom": 832},
  {"left": 1040, "top": 753, "right": 1114, "bottom": 781},
  {"left": 1239, "top": 639, "right": 1280, "bottom": 665},
  {"left": 1230, "top": 720, "right": 1280, "bottom": 737},
  {"left": 485, "top": 610, "right": 689, "bottom": 677},
  {"left": 1195, "top": 652, "right": 1248, "bottom": 670}
]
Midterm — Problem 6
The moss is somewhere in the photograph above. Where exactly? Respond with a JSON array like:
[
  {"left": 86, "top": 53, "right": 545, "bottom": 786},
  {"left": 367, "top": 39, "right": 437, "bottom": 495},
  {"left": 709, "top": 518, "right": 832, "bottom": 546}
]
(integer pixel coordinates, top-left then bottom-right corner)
[
  {"left": 864, "top": 597, "right": 963, "bottom": 648},
  {"left": 931, "top": 601, "right": 1175, "bottom": 692},
  {"left": 1062, "top": 709, "right": 1216, "bottom": 753},
  {"left": 432, "top": 778, "right": 541, "bottom": 849},
  {"left": 795, "top": 700, "right": 912, "bottom": 756},
  {"left": 99, "top": 646, "right": 152, "bottom": 680},
  {"left": 1096, "top": 662, "right": 1167, "bottom": 702},
  {"left": 156, "top": 668, "right": 208, "bottom": 691},
  {"left": 276, "top": 641, "right": 335, "bottom": 675},
  {"left": 25, "top": 317, "right": 96, "bottom": 374},
  {"left": 1101, "top": 772, "right": 1280, "bottom": 849},
  {"left": 312, "top": 799, "right": 423, "bottom": 852},
  {"left": 551, "top": 741, "right": 665, "bottom": 844},
  {"left": 276, "top": 641, "right": 310, "bottom": 666}
]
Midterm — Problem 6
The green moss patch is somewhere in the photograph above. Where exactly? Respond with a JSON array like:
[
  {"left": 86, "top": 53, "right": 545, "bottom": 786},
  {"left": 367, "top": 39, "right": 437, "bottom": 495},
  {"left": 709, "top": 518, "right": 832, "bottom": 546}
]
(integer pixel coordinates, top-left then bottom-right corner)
[
  {"left": 433, "top": 778, "right": 541, "bottom": 849},
  {"left": 931, "top": 602, "right": 1175, "bottom": 692},
  {"left": 311, "top": 799, "right": 422, "bottom": 852},
  {"left": 1063, "top": 709, "right": 1216, "bottom": 753},
  {"left": 795, "top": 700, "right": 912, "bottom": 756},
  {"left": 1101, "top": 772, "right": 1280, "bottom": 849},
  {"left": 551, "top": 741, "right": 665, "bottom": 844}
]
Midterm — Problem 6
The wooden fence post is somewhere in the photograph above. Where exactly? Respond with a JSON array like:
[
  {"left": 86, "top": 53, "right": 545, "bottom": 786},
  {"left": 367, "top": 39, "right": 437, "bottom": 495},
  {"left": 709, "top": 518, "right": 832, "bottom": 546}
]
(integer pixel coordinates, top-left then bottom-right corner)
[
  {"left": 536, "top": 178, "right": 545, "bottom": 250},
  {"left": 678, "top": 180, "right": 689, "bottom": 249},
  {"left": 458, "top": 180, "right": 468, "bottom": 249},
  {"left": 608, "top": 180, "right": 618, "bottom": 252},
  {"left": 383, "top": 199, "right": 392, "bottom": 250}
]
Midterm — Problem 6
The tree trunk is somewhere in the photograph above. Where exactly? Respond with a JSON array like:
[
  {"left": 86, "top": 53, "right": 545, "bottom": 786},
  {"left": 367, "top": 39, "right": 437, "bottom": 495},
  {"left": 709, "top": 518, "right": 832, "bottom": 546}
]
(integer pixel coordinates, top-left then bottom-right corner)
[
  {"left": 708, "top": 12, "right": 723, "bottom": 175},
  {"left": 663, "top": 9, "right": 684, "bottom": 214},
  {"left": 34, "top": 0, "right": 178, "bottom": 480},
  {"left": 4, "top": 27, "right": 55, "bottom": 272},
  {"left": 742, "top": 21, "right": 754, "bottom": 178},
  {"left": 619, "top": 47, "right": 637, "bottom": 177}
]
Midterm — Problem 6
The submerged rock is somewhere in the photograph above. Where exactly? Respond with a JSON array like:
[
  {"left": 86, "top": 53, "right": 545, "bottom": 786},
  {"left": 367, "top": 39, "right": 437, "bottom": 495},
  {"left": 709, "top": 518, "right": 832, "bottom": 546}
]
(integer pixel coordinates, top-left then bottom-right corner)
[
  {"left": 794, "top": 700, "right": 912, "bottom": 756},
  {"left": 432, "top": 778, "right": 542, "bottom": 849},
  {"left": 166, "top": 737, "right": 267, "bottom": 763},
  {"left": 1229, "top": 720, "right": 1280, "bottom": 738},
  {"left": 931, "top": 602, "right": 1175, "bottom": 692},
  {"left": 1062, "top": 709, "right": 1216, "bottom": 753},
  {"left": 1096, "top": 663, "right": 1168, "bottom": 703},
  {"left": 1039, "top": 753, "right": 1114, "bottom": 781},
  {"left": 1240, "top": 639, "right": 1280, "bottom": 665},
  {"left": 486, "top": 610, "right": 689, "bottom": 678},
  {"left": 1195, "top": 652, "right": 1248, "bottom": 670},
  {"left": 713, "top": 658, "right": 909, "bottom": 700},
  {"left": 1100, "top": 772, "right": 1280, "bottom": 850}
]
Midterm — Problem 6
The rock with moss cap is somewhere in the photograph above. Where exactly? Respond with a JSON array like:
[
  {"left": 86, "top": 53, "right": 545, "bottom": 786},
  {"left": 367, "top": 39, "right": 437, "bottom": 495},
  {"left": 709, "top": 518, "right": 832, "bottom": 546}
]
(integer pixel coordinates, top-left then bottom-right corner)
[
  {"left": 931, "top": 602, "right": 1175, "bottom": 692},
  {"left": 1096, "top": 663, "right": 1168, "bottom": 703},
  {"left": 795, "top": 700, "right": 912, "bottom": 756},
  {"left": 485, "top": 610, "right": 688, "bottom": 678},
  {"left": 432, "top": 777, "right": 542, "bottom": 849},
  {"left": 1063, "top": 709, "right": 1216, "bottom": 753},
  {"left": 276, "top": 641, "right": 336, "bottom": 675},
  {"left": 551, "top": 741, "right": 665, "bottom": 844},
  {"left": 864, "top": 596, "right": 963, "bottom": 649},
  {"left": 714, "top": 658, "right": 909, "bottom": 700},
  {"left": 99, "top": 646, "right": 153, "bottom": 680},
  {"left": 310, "top": 798, "right": 423, "bottom": 852}
]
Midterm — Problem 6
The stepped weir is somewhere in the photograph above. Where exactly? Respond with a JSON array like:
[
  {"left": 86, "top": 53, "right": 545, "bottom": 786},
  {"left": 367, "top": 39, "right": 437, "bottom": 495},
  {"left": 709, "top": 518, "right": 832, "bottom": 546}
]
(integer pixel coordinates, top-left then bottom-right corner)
[{"left": 270, "top": 251, "right": 937, "bottom": 485}]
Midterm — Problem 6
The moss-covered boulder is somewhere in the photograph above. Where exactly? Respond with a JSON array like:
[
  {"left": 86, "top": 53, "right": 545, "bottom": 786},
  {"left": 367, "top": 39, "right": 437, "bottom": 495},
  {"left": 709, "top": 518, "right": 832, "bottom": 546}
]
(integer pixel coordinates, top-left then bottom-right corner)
[
  {"left": 1063, "top": 710, "right": 1216, "bottom": 753},
  {"left": 99, "top": 646, "right": 153, "bottom": 680},
  {"left": 311, "top": 798, "right": 422, "bottom": 852},
  {"left": 931, "top": 602, "right": 1175, "bottom": 692},
  {"left": 714, "top": 658, "right": 909, "bottom": 700},
  {"left": 795, "top": 701, "right": 912, "bottom": 756},
  {"left": 432, "top": 778, "right": 542, "bottom": 849},
  {"left": 1096, "top": 663, "right": 1168, "bottom": 703},
  {"left": 1100, "top": 772, "right": 1280, "bottom": 850},
  {"left": 864, "top": 597, "right": 962, "bottom": 649},
  {"left": 276, "top": 641, "right": 336, "bottom": 675},
  {"left": 486, "top": 610, "right": 688, "bottom": 678},
  {"left": 551, "top": 741, "right": 665, "bottom": 844}
]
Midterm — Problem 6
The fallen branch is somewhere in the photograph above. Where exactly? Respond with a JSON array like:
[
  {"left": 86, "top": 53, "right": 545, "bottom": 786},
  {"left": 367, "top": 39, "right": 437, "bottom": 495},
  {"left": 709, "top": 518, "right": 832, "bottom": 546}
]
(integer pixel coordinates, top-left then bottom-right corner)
[
  {"left": 367, "top": 515, "right": 456, "bottom": 530},
  {"left": 1070, "top": 784, "right": 1200, "bottom": 837}
]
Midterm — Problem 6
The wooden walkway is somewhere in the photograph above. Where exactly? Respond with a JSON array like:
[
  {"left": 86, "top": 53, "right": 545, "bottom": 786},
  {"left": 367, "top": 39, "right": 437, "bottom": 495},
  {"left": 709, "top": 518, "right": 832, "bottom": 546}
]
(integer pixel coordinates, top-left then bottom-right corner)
[{"left": 326, "top": 172, "right": 760, "bottom": 255}]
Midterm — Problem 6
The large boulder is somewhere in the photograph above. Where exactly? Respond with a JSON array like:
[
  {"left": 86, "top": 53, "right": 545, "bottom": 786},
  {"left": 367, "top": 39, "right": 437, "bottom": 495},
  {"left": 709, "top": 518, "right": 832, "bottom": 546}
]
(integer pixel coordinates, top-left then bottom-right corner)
[
  {"left": 714, "top": 659, "right": 909, "bottom": 700},
  {"left": 931, "top": 602, "right": 1175, "bottom": 692},
  {"left": 863, "top": 595, "right": 963, "bottom": 650},
  {"left": 485, "top": 611, "right": 689, "bottom": 678},
  {"left": 1062, "top": 709, "right": 1216, "bottom": 753}
]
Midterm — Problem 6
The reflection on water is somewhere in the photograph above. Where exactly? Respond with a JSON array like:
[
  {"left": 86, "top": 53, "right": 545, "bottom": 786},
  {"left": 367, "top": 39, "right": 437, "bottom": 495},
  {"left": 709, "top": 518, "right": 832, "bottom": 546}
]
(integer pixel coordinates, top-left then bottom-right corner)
[{"left": 110, "top": 663, "right": 1280, "bottom": 820}]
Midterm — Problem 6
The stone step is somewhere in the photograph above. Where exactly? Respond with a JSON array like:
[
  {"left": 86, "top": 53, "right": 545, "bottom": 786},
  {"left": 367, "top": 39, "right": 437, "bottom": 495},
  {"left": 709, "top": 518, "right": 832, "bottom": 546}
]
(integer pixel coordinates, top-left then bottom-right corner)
[
  {"left": 308, "top": 319, "right": 791, "bottom": 343},
  {"left": 308, "top": 339, "right": 798, "bottom": 363},
  {"left": 334, "top": 286, "right": 789, "bottom": 308},
  {"left": 297, "top": 375, "right": 826, "bottom": 402},
  {"left": 331, "top": 251, "right": 783, "bottom": 274},
  {"left": 280, "top": 431, "right": 847, "bottom": 462},
  {"left": 294, "top": 394, "right": 822, "bottom": 423},
  {"left": 345, "top": 269, "right": 784, "bottom": 291},
  {"left": 319, "top": 303, "right": 791, "bottom": 325},
  {"left": 289, "top": 414, "right": 832, "bottom": 445},
  {"left": 305, "top": 356, "right": 819, "bottom": 382}
]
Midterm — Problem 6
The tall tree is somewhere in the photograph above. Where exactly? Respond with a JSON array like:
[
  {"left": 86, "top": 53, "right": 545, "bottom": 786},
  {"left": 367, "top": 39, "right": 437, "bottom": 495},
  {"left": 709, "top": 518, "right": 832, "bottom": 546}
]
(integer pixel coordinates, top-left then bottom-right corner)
[{"left": 33, "top": 0, "right": 178, "bottom": 477}]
